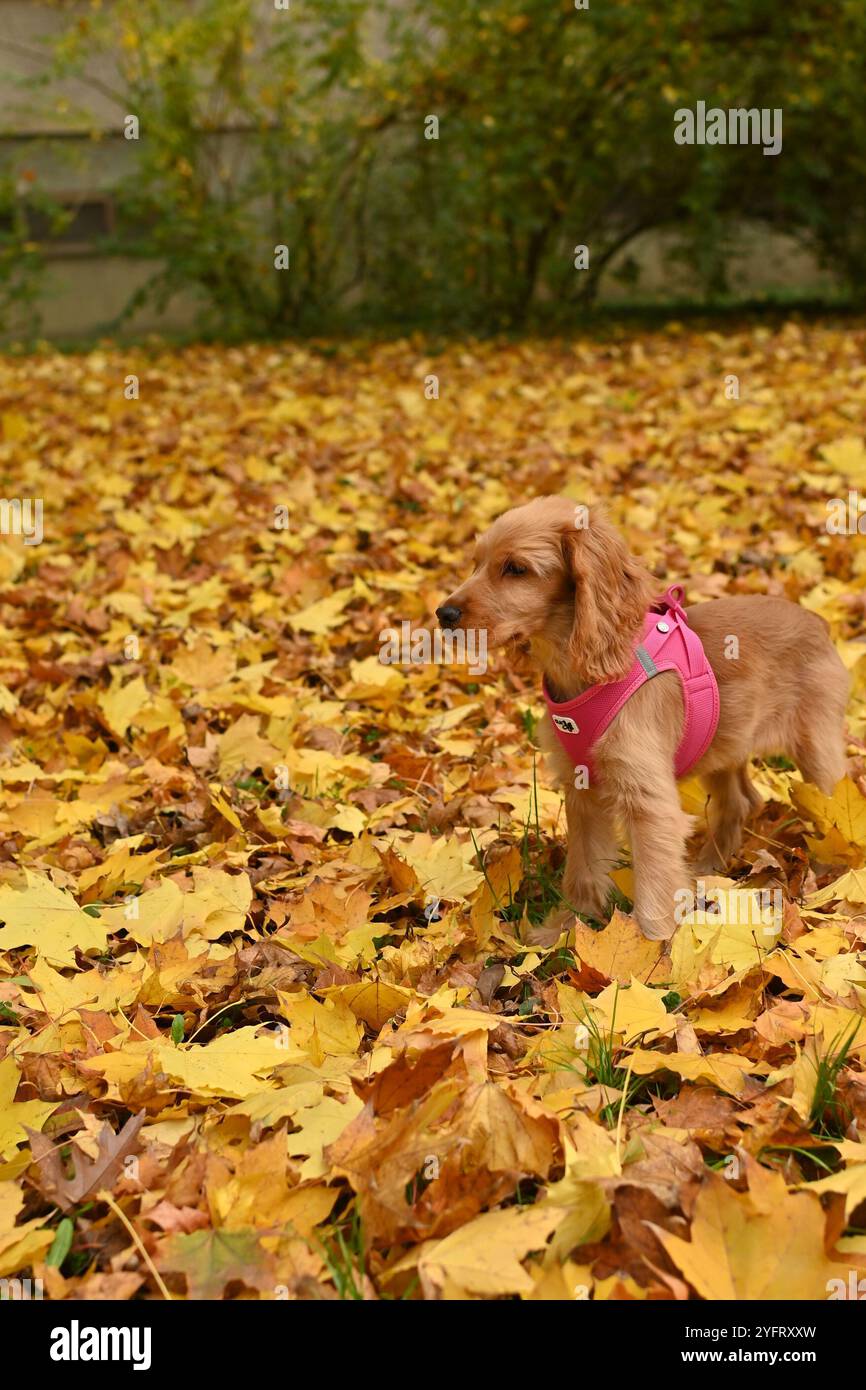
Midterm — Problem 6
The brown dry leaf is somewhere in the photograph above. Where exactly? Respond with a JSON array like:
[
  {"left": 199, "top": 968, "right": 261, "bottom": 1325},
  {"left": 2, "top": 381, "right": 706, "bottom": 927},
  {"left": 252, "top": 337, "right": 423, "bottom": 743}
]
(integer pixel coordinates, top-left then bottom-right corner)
[
  {"left": 27, "top": 1112, "right": 145, "bottom": 1212},
  {"left": 651, "top": 1088, "right": 742, "bottom": 1148}
]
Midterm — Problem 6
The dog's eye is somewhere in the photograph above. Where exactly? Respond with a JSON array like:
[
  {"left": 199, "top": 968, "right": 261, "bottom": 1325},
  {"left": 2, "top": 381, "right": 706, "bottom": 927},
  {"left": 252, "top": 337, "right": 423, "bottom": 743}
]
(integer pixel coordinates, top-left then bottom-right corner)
[{"left": 503, "top": 560, "right": 527, "bottom": 577}]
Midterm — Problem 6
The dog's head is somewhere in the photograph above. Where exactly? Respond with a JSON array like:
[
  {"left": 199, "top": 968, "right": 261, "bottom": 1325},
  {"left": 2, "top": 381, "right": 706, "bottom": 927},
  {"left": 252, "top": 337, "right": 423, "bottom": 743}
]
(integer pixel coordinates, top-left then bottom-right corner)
[{"left": 436, "top": 495, "right": 656, "bottom": 684}]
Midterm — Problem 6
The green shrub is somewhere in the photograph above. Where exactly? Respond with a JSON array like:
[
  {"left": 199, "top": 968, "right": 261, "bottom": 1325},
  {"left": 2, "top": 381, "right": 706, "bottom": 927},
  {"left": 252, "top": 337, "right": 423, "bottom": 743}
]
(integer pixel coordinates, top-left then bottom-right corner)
[{"left": 6, "top": 0, "right": 866, "bottom": 336}]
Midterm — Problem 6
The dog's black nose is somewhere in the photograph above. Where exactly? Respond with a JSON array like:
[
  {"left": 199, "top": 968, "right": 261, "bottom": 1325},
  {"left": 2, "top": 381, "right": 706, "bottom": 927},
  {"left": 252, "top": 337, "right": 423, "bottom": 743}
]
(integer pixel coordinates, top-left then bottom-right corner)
[{"left": 436, "top": 604, "right": 462, "bottom": 628}]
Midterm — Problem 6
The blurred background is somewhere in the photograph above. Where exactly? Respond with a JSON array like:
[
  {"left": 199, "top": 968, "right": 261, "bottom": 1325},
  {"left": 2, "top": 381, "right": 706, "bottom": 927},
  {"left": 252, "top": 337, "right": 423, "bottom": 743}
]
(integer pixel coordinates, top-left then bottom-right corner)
[{"left": 0, "top": 0, "right": 863, "bottom": 344}]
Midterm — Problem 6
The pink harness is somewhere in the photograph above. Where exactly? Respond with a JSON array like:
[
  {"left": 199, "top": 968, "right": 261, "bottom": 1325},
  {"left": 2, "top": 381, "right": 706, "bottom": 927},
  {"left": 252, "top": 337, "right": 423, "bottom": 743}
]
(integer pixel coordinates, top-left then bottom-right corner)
[{"left": 543, "top": 585, "right": 720, "bottom": 783}]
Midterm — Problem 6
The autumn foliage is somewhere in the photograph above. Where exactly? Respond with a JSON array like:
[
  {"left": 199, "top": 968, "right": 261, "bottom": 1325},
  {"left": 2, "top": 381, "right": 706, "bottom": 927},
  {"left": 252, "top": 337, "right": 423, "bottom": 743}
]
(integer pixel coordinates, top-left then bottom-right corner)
[{"left": 1, "top": 323, "right": 865, "bottom": 1299}]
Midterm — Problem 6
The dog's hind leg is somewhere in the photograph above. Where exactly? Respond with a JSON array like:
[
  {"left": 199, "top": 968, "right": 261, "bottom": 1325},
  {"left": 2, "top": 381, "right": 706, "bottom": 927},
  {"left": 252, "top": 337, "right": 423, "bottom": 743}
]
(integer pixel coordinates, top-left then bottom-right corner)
[
  {"left": 789, "top": 644, "right": 850, "bottom": 789},
  {"left": 792, "top": 650, "right": 849, "bottom": 795},
  {"left": 793, "top": 733, "right": 847, "bottom": 796},
  {"left": 694, "top": 765, "right": 762, "bottom": 874}
]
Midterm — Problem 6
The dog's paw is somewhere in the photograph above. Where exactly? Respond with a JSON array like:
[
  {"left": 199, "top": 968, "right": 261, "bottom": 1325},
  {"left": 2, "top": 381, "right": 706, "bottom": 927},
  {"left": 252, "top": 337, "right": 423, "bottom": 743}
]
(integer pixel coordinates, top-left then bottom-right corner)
[
  {"left": 636, "top": 913, "right": 678, "bottom": 942},
  {"left": 561, "top": 878, "right": 607, "bottom": 921},
  {"left": 692, "top": 840, "right": 729, "bottom": 875}
]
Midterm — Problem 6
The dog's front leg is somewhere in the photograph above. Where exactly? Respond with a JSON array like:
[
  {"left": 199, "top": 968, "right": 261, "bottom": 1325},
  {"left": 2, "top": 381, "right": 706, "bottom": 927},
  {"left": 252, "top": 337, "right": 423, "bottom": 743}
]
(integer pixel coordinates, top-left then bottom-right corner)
[
  {"left": 618, "top": 772, "right": 692, "bottom": 941},
  {"left": 562, "top": 784, "right": 617, "bottom": 920}
]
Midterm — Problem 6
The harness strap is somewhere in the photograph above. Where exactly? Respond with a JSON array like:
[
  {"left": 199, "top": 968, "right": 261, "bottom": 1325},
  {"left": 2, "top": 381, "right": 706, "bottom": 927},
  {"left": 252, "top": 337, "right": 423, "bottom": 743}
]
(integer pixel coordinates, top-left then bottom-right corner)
[{"left": 543, "top": 585, "right": 720, "bottom": 783}]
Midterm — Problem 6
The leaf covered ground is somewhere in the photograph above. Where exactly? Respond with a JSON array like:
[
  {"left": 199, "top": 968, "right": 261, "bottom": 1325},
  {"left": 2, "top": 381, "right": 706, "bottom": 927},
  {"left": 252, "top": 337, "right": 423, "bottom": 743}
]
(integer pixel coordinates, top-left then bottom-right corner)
[{"left": 1, "top": 322, "right": 866, "bottom": 1300}]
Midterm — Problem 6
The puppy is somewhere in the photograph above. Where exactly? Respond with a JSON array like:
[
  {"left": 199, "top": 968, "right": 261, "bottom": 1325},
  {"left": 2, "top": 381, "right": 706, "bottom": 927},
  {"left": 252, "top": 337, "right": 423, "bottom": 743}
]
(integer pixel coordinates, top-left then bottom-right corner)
[{"left": 437, "top": 495, "right": 849, "bottom": 940}]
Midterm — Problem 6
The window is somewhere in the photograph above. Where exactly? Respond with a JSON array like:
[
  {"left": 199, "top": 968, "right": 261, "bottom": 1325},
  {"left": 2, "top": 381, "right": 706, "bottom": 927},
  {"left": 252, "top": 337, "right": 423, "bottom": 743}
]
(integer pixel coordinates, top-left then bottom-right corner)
[{"left": 0, "top": 194, "right": 116, "bottom": 254}]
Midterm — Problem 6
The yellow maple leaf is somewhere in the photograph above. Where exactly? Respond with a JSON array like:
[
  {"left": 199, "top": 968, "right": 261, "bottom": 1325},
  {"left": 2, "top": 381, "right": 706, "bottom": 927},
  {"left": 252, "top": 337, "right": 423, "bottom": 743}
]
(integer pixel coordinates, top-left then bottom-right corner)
[
  {"left": 806, "top": 867, "right": 866, "bottom": 908},
  {"left": 98, "top": 878, "right": 184, "bottom": 947},
  {"left": 0, "top": 1056, "right": 57, "bottom": 1159},
  {"left": 570, "top": 909, "right": 663, "bottom": 985},
  {"left": 0, "top": 872, "right": 108, "bottom": 967},
  {"left": 184, "top": 867, "right": 252, "bottom": 940},
  {"left": 804, "top": 1165, "right": 866, "bottom": 1222},
  {"left": 385, "top": 831, "right": 483, "bottom": 902},
  {"left": 285, "top": 1093, "right": 365, "bottom": 1181},
  {"left": 0, "top": 1183, "right": 52, "bottom": 1278},
  {"left": 591, "top": 977, "right": 676, "bottom": 1044},
  {"left": 26, "top": 955, "right": 142, "bottom": 1018},
  {"left": 340, "top": 656, "right": 405, "bottom": 703},
  {"left": 627, "top": 1048, "right": 757, "bottom": 1096},
  {"left": 217, "top": 714, "right": 280, "bottom": 780},
  {"left": 278, "top": 990, "right": 364, "bottom": 1061},
  {"left": 656, "top": 1162, "right": 842, "bottom": 1299},
  {"left": 820, "top": 435, "right": 866, "bottom": 485},
  {"left": 97, "top": 674, "right": 150, "bottom": 737},
  {"left": 793, "top": 776, "right": 866, "bottom": 850},
  {"left": 419, "top": 1204, "right": 563, "bottom": 1298},
  {"left": 288, "top": 587, "right": 354, "bottom": 635},
  {"left": 325, "top": 980, "right": 414, "bottom": 1031}
]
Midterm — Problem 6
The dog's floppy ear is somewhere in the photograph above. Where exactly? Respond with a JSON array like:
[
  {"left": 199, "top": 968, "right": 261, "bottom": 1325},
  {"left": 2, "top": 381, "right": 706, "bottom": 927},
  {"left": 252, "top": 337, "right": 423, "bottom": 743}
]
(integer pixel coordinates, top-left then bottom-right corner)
[{"left": 561, "top": 513, "right": 656, "bottom": 684}]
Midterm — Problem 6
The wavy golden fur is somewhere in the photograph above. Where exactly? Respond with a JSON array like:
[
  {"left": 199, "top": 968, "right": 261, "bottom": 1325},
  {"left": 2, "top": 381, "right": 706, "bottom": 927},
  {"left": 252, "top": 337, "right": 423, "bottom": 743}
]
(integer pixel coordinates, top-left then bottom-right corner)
[{"left": 438, "top": 495, "right": 849, "bottom": 940}]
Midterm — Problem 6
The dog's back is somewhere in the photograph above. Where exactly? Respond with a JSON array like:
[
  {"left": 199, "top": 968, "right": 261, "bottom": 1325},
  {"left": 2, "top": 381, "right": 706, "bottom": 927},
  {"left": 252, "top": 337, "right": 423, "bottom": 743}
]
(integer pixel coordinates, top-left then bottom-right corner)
[{"left": 686, "top": 594, "right": 848, "bottom": 791}]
